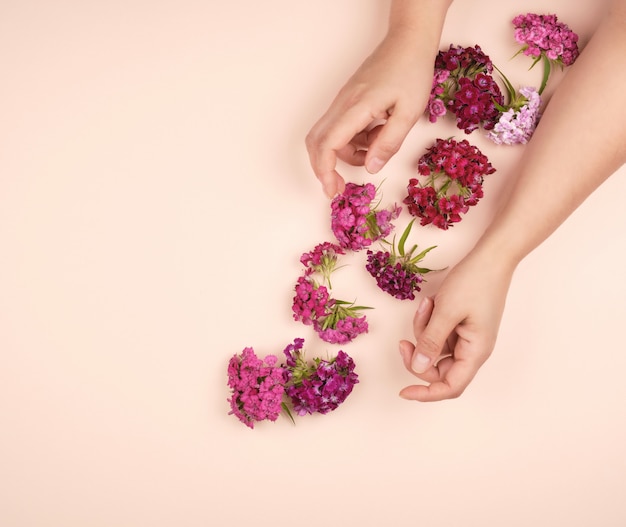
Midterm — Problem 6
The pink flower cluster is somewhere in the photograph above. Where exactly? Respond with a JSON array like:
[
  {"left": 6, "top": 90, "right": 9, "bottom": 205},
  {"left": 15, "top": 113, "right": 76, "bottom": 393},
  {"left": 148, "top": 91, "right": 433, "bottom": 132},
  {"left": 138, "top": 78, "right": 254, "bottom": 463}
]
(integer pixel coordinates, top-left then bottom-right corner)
[
  {"left": 227, "top": 339, "right": 359, "bottom": 427},
  {"left": 227, "top": 348, "right": 286, "bottom": 429},
  {"left": 403, "top": 138, "right": 495, "bottom": 229},
  {"left": 282, "top": 338, "right": 359, "bottom": 416},
  {"left": 513, "top": 13, "right": 579, "bottom": 66},
  {"left": 331, "top": 182, "right": 401, "bottom": 251},
  {"left": 292, "top": 242, "right": 370, "bottom": 344},
  {"left": 488, "top": 86, "right": 542, "bottom": 145},
  {"left": 428, "top": 45, "right": 504, "bottom": 134}
]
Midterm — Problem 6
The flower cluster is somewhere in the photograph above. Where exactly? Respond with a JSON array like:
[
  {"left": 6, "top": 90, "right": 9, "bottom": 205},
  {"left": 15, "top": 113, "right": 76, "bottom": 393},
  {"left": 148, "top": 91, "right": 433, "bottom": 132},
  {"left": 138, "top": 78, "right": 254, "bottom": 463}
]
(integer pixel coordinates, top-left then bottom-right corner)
[
  {"left": 227, "top": 339, "right": 359, "bottom": 427},
  {"left": 513, "top": 13, "right": 580, "bottom": 94},
  {"left": 227, "top": 11, "right": 581, "bottom": 430},
  {"left": 428, "top": 45, "right": 504, "bottom": 134},
  {"left": 331, "top": 182, "right": 401, "bottom": 251},
  {"left": 488, "top": 85, "right": 541, "bottom": 145},
  {"left": 403, "top": 138, "right": 495, "bottom": 229},
  {"left": 513, "top": 13, "right": 579, "bottom": 66},
  {"left": 282, "top": 338, "right": 359, "bottom": 416},
  {"left": 227, "top": 347, "right": 286, "bottom": 429},
  {"left": 366, "top": 220, "right": 436, "bottom": 300},
  {"left": 292, "top": 242, "right": 371, "bottom": 344}
]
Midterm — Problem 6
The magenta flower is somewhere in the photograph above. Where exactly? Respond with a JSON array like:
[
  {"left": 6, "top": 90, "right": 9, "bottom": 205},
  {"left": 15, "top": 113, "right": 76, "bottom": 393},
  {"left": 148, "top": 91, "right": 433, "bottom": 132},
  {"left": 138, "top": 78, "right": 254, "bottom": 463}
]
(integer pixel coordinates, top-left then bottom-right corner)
[
  {"left": 512, "top": 13, "right": 579, "bottom": 93},
  {"left": 300, "top": 242, "right": 345, "bottom": 286},
  {"left": 282, "top": 338, "right": 359, "bottom": 416},
  {"left": 316, "top": 312, "right": 369, "bottom": 344},
  {"left": 292, "top": 244, "right": 372, "bottom": 344},
  {"left": 292, "top": 274, "right": 332, "bottom": 326},
  {"left": 331, "top": 182, "right": 401, "bottom": 251},
  {"left": 227, "top": 347, "right": 286, "bottom": 429},
  {"left": 404, "top": 138, "right": 495, "bottom": 229},
  {"left": 366, "top": 220, "right": 437, "bottom": 300}
]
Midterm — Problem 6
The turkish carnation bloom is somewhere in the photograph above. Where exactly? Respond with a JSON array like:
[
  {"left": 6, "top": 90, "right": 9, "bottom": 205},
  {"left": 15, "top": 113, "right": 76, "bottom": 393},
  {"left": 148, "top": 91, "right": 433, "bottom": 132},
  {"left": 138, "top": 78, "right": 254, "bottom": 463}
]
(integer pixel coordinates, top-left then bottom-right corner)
[
  {"left": 404, "top": 138, "right": 495, "bottom": 229},
  {"left": 316, "top": 315, "right": 368, "bottom": 344},
  {"left": 451, "top": 74, "right": 504, "bottom": 133},
  {"left": 513, "top": 13, "right": 579, "bottom": 66},
  {"left": 331, "top": 182, "right": 401, "bottom": 251},
  {"left": 227, "top": 347, "right": 285, "bottom": 429},
  {"left": 282, "top": 339, "right": 359, "bottom": 416},
  {"left": 292, "top": 274, "right": 332, "bottom": 326},
  {"left": 299, "top": 241, "right": 345, "bottom": 286},
  {"left": 366, "top": 250, "right": 424, "bottom": 301},
  {"left": 435, "top": 44, "right": 495, "bottom": 76},
  {"left": 428, "top": 44, "right": 503, "bottom": 133},
  {"left": 487, "top": 86, "right": 542, "bottom": 145}
]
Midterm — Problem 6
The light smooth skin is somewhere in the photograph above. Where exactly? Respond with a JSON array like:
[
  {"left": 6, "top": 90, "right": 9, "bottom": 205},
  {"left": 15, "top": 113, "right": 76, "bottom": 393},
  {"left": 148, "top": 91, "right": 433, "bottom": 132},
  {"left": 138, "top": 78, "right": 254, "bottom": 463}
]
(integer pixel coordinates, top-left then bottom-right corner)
[
  {"left": 307, "top": 0, "right": 626, "bottom": 401},
  {"left": 305, "top": 0, "right": 453, "bottom": 199}
]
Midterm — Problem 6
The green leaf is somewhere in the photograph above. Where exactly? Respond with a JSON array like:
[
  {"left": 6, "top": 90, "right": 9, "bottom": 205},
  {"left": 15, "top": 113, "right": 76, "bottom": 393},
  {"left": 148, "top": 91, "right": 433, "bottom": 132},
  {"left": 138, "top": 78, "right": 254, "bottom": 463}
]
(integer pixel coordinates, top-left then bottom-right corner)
[
  {"left": 397, "top": 219, "right": 415, "bottom": 257},
  {"left": 493, "top": 64, "right": 516, "bottom": 104},
  {"left": 529, "top": 55, "right": 542, "bottom": 71},
  {"left": 539, "top": 55, "right": 551, "bottom": 95},
  {"left": 281, "top": 402, "right": 296, "bottom": 425},
  {"left": 408, "top": 245, "right": 437, "bottom": 265}
]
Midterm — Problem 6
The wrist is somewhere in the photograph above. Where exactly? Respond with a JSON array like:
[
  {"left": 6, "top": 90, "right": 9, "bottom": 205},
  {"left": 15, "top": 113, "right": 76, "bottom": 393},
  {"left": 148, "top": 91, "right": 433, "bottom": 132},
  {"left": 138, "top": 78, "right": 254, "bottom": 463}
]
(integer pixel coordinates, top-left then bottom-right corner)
[
  {"left": 387, "top": 0, "right": 452, "bottom": 51},
  {"left": 469, "top": 230, "right": 523, "bottom": 278}
]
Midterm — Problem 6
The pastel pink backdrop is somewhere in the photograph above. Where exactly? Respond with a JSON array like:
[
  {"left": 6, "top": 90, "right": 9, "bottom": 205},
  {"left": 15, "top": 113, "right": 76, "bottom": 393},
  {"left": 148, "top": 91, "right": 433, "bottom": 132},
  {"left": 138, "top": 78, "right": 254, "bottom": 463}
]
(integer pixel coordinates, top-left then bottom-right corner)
[{"left": 1, "top": 1, "right": 624, "bottom": 526}]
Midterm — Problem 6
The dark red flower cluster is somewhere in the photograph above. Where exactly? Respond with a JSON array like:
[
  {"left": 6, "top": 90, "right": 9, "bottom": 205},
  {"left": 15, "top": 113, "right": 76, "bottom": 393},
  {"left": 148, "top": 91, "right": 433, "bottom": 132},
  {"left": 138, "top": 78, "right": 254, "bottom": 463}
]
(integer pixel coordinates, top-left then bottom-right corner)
[
  {"left": 403, "top": 138, "right": 495, "bottom": 229},
  {"left": 428, "top": 45, "right": 504, "bottom": 134}
]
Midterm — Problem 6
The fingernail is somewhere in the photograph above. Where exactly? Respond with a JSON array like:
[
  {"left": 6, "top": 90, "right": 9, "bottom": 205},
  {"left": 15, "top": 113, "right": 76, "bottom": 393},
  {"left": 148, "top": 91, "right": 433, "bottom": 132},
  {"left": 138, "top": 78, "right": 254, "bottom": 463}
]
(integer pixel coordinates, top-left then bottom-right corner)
[
  {"left": 324, "top": 186, "right": 337, "bottom": 199},
  {"left": 412, "top": 353, "right": 430, "bottom": 374},
  {"left": 417, "top": 297, "right": 430, "bottom": 314},
  {"left": 366, "top": 157, "right": 385, "bottom": 174}
]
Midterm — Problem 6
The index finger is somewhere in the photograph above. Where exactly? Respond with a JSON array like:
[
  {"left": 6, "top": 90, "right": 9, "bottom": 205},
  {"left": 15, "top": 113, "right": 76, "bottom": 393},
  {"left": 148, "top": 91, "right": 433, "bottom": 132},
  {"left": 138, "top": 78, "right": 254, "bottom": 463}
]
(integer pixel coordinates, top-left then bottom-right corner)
[{"left": 306, "top": 103, "right": 384, "bottom": 195}]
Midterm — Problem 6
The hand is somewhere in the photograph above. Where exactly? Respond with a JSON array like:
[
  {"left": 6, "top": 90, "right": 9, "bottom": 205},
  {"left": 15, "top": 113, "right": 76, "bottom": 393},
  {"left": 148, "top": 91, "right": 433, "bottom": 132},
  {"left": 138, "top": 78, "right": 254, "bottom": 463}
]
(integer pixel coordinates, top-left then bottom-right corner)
[
  {"left": 305, "top": 30, "right": 435, "bottom": 198},
  {"left": 398, "top": 250, "right": 514, "bottom": 401}
]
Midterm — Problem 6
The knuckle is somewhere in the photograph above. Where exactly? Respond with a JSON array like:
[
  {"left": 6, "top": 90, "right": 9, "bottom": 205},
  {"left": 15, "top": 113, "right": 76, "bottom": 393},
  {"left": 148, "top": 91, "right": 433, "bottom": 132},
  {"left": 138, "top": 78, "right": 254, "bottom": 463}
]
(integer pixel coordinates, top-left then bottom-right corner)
[
  {"left": 375, "top": 140, "right": 401, "bottom": 156},
  {"left": 416, "top": 334, "right": 441, "bottom": 357},
  {"left": 447, "top": 385, "right": 465, "bottom": 399}
]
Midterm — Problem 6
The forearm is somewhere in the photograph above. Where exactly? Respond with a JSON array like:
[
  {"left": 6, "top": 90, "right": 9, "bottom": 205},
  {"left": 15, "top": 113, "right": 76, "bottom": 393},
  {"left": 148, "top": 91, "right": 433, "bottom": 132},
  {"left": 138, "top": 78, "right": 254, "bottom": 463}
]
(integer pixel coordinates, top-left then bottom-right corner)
[
  {"left": 387, "top": 0, "right": 453, "bottom": 49},
  {"left": 475, "top": 2, "right": 626, "bottom": 269}
]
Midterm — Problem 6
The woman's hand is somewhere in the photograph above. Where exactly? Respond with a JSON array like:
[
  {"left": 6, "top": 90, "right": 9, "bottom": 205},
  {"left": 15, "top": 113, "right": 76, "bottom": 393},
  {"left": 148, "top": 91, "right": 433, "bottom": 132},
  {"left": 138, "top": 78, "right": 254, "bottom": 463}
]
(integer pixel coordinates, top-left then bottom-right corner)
[
  {"left": 398, "top": 249, "right": 515, "bottom": 401},
  {"left": 305, "top": 30, "right": 436, "bottom": 198}
]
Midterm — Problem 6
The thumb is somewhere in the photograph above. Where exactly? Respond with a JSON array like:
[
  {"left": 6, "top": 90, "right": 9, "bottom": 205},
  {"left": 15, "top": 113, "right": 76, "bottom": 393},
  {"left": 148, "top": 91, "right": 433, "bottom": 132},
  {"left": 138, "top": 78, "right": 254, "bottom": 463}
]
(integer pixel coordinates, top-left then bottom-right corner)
[
  {"left": 411, "top": 299, "right": 458, "bottom": 374},
  {"left": 365, "top": 108, "right": 415, "bottom": 174}
]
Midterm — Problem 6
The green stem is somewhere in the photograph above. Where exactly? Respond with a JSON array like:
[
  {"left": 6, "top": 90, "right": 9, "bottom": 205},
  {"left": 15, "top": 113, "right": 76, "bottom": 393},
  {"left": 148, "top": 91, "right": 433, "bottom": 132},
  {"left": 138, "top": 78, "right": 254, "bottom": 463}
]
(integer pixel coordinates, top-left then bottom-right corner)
[{"left": 539, "top": 55, "right": 551, "bottom": 95}]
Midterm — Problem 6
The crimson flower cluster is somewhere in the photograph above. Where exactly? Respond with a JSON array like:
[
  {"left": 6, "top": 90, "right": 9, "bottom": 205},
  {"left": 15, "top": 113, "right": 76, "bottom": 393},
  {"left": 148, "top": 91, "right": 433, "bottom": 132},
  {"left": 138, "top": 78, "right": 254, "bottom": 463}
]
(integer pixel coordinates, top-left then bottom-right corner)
[
  {"left": 282, "top": 338, "right": 358, "bottom": 416},
  {"left": 227, "top": 339, "right": 358, "bottom": 428},
  {"left": 331, "top": 182, "right": 401, "bottom": 251},
  {"left": 428, "top": 44, "right": 504, "bottom": 134},
  {"left": 403, "top": 138, "right": 495, "bottom": 229},
  {"left": 292, "top": 242, "right": 370, "bottom": 344},
  {"left": 366, "top": 220, "right": 436, "bottom": 300}
]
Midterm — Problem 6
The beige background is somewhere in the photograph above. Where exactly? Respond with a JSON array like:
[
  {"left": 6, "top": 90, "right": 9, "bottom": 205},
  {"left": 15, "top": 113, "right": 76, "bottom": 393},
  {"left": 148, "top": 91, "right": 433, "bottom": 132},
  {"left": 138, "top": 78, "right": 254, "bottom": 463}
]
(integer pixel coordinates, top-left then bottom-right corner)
[{"left": 1, "top": 1, "right": 625, "bottom": 526}]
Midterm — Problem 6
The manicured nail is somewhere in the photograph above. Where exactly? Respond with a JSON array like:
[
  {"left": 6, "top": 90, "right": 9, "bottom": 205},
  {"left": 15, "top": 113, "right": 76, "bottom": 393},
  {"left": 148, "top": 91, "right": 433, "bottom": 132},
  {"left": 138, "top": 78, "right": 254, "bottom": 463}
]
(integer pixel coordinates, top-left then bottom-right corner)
[
  {"left": 366, "top": 157, "right": 385, "bottom": 174},
  {"left": 417, "top": 296, "right": 430, "bottom": 314},
  {"left": 412, "top": 353, "right": 430, "bottom": 373}
]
